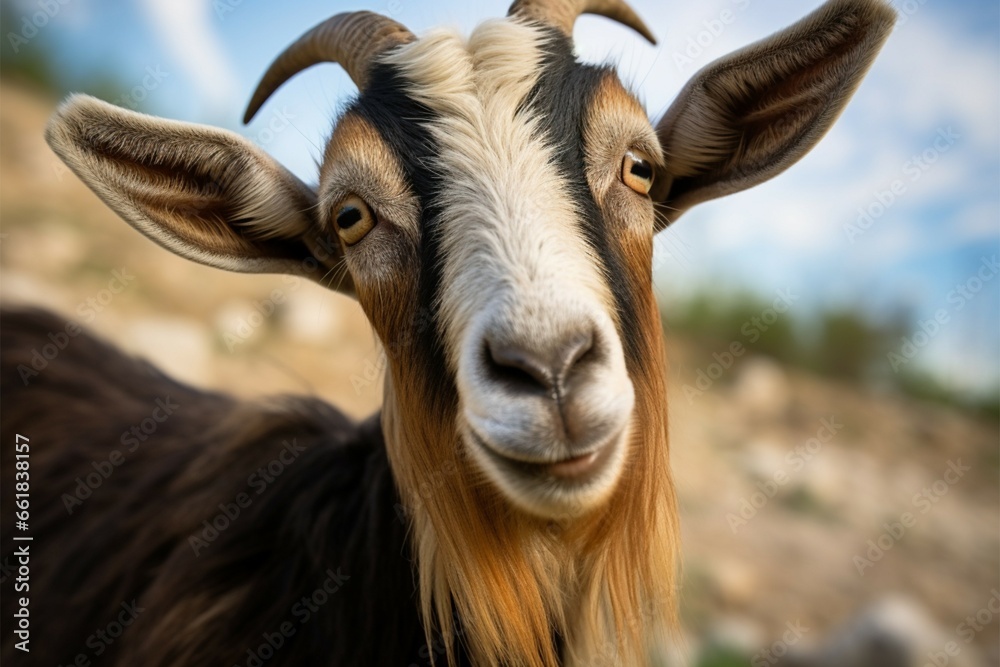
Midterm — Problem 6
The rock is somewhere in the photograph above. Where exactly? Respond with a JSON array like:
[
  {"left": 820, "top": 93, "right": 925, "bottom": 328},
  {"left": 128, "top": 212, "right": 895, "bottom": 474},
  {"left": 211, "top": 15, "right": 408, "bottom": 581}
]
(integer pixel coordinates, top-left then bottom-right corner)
[
  {"left": 740, "top": 438, "right": 790, "bottom": 480},
  {"left": 709, "top": 558, "right": 760, "bottom": 606},
  {"left": 776, "top": 596, "right": 982, "bottom": 667},
  {"left": 36, "top": 222, "right": 87, "bottom": 273},
  {"left": 733, "top": 357, "right": 792, "bottom": 419},
  {"left": 1, "top": 221, "right": 88, "bottom": 276},
  {"left": 280, "top": 283, "right": 343, "bottom": 344},
  {"left": 705, "top": 614, "right": 765, "bottom": 655},
  {"left": 651, "top": 627, "right": 697, "bottom": 667},
  {"left": 213, "top": 299, "right": 268, "bottom": 350},
  {"left": 0, "top": 270, "right": 73, "bottom": 312},
  {"left": 123, "top": 316, "right": 214, "bottom": 386}
]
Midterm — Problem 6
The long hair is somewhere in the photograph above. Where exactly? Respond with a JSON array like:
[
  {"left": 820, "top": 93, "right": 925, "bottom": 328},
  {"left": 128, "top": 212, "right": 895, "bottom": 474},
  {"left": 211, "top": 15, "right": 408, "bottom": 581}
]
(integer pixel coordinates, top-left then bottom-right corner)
[{"left": 382, "top": 228, "right": 678, "bottom": 666}]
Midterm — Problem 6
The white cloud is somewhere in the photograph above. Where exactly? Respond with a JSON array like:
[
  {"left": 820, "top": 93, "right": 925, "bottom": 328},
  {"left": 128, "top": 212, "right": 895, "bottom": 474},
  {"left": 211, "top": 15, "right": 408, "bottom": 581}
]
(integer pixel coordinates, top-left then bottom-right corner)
[
  {"left": 139, "top": 0, "right": 239, "bottom": 116},
  {"left": 953, "top": 202, "right": 1000, "bottom": 246},
  {"left": 871, "top": 16, "right": 1000, "bottom": 150}
]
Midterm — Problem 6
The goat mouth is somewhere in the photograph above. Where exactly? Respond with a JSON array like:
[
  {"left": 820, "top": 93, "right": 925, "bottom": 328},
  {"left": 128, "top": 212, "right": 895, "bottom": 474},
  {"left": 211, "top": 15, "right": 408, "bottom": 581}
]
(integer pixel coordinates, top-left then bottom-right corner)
[{"left": 467, "top": 429, "right": 618, "bottom": 484}]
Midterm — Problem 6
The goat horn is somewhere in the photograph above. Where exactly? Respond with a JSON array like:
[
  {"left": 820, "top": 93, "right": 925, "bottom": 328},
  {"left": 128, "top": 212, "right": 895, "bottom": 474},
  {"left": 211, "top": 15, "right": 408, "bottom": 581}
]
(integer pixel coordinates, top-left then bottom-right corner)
[
  {"left": 508, "top": 0, "right": 656, "bottom": 45},
  {"left": 244, "top": 11, "right": 415, "bottom": 124}
]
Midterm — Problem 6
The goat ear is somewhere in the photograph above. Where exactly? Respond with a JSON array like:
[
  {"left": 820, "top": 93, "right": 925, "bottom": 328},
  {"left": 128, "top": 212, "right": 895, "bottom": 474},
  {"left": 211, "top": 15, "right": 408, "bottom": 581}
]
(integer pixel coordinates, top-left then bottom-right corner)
[
  {"left": 46, "top": 95, "right": 350, "bottom": 290},
  {"left": 651, "top": 0, "right": 896, "bottom": 228}
]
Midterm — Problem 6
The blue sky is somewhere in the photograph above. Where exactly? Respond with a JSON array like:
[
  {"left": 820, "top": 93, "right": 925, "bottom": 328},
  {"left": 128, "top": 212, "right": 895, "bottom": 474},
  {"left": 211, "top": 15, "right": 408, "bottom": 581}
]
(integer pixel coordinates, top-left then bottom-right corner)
[{"left": 5, "top": 0, "right": 999, "bottom": 395}]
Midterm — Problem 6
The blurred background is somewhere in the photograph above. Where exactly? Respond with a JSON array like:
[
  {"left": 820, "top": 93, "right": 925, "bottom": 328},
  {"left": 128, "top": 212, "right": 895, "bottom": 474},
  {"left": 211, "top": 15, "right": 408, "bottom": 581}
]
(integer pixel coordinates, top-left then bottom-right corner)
[{"left": 0, "top": 0, "right": 997, "bottom": 665}]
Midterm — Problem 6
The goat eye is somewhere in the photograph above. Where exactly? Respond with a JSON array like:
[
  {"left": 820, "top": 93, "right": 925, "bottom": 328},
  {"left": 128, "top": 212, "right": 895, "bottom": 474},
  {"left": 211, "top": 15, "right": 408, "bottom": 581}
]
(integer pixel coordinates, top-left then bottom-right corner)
[
  {"left": 334, "top": 195, "right": 376, "bottom": 246},
  {"left": 622, "top": 151, "right": 653, "bottom": 196}
]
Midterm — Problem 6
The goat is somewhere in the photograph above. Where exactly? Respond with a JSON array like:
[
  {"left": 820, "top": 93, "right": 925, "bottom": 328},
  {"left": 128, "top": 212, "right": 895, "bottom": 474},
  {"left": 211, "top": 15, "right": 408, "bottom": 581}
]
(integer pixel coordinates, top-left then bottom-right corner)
[{"left": 1, "top": 0, "right": 896, "bottom": 665}]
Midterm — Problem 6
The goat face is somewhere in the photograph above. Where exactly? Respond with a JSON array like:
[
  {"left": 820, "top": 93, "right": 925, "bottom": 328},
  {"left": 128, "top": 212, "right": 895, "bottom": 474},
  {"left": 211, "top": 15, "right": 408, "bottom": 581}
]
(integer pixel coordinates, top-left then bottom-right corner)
[
  {"left": 45, "top": 0, "right": 895, "bottom": 518},
  {"left": 324, "top": 23, "right": 657, "bottom": 519}
]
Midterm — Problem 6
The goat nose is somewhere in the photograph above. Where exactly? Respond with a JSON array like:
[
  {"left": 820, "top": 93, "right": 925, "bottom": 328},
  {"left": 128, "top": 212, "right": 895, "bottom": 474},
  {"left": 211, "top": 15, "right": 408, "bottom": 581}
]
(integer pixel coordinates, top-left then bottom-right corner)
[{"left": 485, "top": 330, "right": 594, "bottom": 399}]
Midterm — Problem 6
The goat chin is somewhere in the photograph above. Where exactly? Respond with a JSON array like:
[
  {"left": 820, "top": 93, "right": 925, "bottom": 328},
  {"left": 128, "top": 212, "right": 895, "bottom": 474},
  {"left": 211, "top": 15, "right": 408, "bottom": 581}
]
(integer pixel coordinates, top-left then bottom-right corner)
[{"left": 0, "top": 308, "right": 436, "bottom": 665}]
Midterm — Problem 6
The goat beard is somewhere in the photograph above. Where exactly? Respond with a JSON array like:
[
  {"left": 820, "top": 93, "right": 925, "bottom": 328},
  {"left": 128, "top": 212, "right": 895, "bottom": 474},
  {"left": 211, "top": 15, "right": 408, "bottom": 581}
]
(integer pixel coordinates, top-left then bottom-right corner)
[{"left": 379, "top": 311, "right": 678, "bottom": 667}]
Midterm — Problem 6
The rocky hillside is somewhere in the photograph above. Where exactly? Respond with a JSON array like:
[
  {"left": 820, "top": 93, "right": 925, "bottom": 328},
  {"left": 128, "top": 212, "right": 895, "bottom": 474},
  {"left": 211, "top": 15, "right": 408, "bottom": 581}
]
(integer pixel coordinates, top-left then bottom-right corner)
[{"left": 2, "top": 82, "right": 997, "bottom": 666}]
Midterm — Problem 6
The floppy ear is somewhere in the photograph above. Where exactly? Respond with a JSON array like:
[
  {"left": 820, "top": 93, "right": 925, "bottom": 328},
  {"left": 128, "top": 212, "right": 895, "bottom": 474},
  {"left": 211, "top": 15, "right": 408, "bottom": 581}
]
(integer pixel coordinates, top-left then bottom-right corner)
[
  {"left": 45, "top": 94, "right": 350, "bottom": 290},
  {"left": 651, "top": 0, "right": 896, "bottom": 227}
]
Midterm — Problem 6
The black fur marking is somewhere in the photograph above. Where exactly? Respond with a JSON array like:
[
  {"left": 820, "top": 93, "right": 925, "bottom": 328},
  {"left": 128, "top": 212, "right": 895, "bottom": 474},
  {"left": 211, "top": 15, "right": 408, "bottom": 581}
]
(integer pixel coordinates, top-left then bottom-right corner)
[
  {"left": 521, "top": 28, "right": 645, "bottom": 366},
  {"left": 351, "top": 63, "right": 455, "bottom": 406},
  {"left": 0, "top": 309, "right": 474, "bottom": 665}
]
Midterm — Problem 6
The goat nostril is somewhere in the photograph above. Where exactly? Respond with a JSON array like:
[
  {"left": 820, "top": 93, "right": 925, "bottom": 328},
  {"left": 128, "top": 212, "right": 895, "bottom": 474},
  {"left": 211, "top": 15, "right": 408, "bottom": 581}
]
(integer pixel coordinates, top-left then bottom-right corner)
[
  {"left": 487, "top": 341, "right": 555, "bottom": 392},
  {"left": 484, "top": 330, "right": 596, "bottom": 398},
  {"left": 560, "top": 331, "right": 594, "bottom": 380}
]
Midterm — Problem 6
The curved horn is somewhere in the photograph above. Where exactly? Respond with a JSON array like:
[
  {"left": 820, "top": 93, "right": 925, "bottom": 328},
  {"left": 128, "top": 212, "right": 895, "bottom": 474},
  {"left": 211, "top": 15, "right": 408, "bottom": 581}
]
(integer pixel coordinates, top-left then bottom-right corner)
[
  {"left": 508, "top": 0, "right": 656, "bottom": 44},
  {"left": 244, "top": 11, "right": 415, "bottom": 124}
]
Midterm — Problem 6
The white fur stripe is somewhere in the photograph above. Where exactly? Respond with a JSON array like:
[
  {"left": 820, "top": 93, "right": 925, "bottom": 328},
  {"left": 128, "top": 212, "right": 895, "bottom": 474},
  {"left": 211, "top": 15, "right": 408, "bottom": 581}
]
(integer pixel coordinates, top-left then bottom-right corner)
[{"left": 381, "top": 20, "right": 614, "bottom": 372}]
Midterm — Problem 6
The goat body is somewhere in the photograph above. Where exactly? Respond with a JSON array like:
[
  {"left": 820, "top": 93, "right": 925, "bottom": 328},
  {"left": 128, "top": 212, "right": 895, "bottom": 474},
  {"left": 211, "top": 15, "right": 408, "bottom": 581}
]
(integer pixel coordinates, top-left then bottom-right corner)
[{"left": 1, "top": 308, "right": 455, "bottom": 666}]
